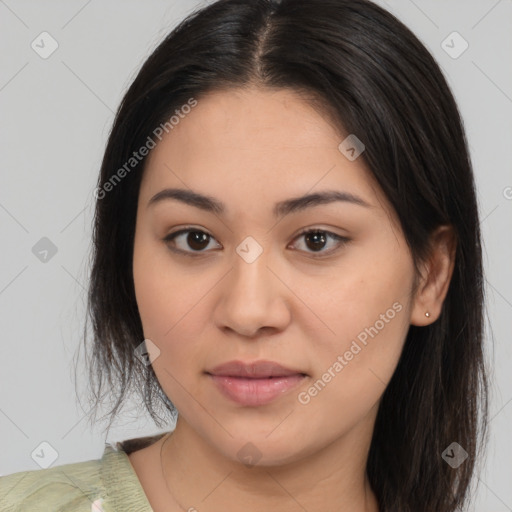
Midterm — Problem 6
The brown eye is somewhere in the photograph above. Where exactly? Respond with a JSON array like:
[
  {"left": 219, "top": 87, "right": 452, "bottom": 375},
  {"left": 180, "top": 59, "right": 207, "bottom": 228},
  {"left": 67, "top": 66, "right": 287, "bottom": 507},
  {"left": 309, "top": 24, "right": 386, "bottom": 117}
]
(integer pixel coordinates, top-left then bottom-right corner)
[
  {"left": 290, "top": 229, "right": 350, "bottom": 258},
  {"left": 163, "top": 228, "right": 221, "bottom": 255},
  {"left": 304, "top": 231, "right": 328, "bottom": 251},
  {"left": 184, "top": 231, "right": 210, "bottom": 251}
]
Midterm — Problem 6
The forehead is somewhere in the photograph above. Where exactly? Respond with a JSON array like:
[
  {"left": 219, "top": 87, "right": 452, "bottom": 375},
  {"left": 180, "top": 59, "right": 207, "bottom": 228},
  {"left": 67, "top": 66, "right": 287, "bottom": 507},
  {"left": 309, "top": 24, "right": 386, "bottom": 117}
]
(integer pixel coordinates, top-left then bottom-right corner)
[{"left": 140, "top": 87, "right": 388, "bottom": 219}]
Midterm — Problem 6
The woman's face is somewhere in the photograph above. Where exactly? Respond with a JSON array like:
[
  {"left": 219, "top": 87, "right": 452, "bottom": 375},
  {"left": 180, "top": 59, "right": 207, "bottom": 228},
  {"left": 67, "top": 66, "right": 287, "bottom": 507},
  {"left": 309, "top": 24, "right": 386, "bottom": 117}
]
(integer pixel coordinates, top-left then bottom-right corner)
[{"left": 133, "top": 86, "right": 418, "bottom": 465}]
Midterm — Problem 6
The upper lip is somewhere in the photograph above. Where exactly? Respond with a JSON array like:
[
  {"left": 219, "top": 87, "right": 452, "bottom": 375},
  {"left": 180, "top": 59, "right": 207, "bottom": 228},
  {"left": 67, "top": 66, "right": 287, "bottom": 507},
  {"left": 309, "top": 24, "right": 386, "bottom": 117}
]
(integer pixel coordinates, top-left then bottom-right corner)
[{"left": 206, "top": 360, "right": 306, "bottom": 378}]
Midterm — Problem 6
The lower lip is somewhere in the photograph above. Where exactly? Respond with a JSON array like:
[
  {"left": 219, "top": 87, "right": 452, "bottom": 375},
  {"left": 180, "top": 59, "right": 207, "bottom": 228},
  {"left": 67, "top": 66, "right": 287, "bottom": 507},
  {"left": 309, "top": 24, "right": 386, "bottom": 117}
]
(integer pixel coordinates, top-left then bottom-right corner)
[{"left": 208, "top": 374, "right": 306, "bottom": 406}]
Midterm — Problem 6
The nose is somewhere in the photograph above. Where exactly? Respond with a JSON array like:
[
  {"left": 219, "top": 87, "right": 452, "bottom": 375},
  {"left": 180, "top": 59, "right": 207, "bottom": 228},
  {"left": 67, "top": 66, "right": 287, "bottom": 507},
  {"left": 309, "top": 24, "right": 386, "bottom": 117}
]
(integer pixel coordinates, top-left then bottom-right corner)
[{"left": 212, "top": 246, "right": 291, "bottom": 338}]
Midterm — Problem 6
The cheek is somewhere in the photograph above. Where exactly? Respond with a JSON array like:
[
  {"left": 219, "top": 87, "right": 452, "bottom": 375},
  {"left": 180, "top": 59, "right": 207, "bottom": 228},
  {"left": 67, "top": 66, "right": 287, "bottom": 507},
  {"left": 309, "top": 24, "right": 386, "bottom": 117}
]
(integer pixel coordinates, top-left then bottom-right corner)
[
  {"left": 133, "top": 263, "right": 204, "bottom": 349},
  {"left": 294, "top": 284, "right": 410, "bottom": 441},
  {"left": 133, "top": 246, "right": 209, "bottom": 412},
  {"left": 133, "top": 231, "right": 194, "bottom": 336},
  {"left": 132, "top": 236, "right": 212, "bottom": 375},
  {"left": 294, "top": 250, "right": 411, "bottom": 341},
  {"left": 294, "top": 240, "right": 413, "bottom": 407},
  {"left": 132, "top": 243, "right": 170, "bottom": 338}
]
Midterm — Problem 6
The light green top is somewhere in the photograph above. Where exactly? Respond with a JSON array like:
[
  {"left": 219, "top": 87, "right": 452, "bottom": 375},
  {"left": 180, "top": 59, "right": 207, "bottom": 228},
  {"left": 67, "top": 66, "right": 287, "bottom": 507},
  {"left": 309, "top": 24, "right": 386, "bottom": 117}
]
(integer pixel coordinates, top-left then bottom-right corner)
[{"left": 0, "top": 434, "right": 166, "bottom": 512}]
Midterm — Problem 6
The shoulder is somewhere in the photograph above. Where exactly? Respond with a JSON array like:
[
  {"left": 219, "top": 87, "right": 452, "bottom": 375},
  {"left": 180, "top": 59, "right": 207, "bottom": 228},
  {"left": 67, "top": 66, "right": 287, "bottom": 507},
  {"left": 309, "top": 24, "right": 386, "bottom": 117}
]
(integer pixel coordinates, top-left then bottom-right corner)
[
  {"left": 0, "top": 434, "right": 168, "bottom": 512},
  {"left": 0, "top": 455, "right": 104, "bottom": 512}
]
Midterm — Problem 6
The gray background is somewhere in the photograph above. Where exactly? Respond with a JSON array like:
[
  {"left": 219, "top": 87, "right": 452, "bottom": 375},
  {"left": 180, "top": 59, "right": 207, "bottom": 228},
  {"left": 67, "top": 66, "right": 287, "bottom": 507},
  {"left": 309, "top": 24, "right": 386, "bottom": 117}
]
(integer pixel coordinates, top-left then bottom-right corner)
[{"left": 0, "top": 1, "right": 510, "bottom": 510}]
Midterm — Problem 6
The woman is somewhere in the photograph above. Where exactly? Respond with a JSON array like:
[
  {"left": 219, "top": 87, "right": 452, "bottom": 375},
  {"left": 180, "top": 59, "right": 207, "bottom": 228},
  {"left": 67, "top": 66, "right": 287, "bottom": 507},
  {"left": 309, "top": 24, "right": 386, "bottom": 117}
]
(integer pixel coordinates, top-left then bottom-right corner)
[{"left": 0, "top": 0, "right": 489, "bottom": 511}]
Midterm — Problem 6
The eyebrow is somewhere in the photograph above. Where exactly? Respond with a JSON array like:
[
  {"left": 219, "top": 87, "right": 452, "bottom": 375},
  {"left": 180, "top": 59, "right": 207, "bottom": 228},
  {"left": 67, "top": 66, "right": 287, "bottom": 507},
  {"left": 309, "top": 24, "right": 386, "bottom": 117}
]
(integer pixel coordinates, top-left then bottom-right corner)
[{"left": 147, "top": 187, "right": 372, "bottom": 217}]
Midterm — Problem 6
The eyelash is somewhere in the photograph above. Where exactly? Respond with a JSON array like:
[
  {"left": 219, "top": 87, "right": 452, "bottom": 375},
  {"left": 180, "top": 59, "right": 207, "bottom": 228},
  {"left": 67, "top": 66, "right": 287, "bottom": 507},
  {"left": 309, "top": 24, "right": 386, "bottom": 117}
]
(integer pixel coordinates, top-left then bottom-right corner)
[{"left": 163, "top": 226, "right": 350, "bottom": 259}]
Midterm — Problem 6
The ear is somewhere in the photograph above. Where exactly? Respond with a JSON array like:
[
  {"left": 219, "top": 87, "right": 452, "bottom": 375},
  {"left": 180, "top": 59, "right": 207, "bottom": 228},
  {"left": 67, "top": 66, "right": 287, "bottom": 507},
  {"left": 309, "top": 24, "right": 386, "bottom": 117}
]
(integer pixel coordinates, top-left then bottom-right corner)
[{"left": 410, "top": 225, "right": 457, "bottom": 326}]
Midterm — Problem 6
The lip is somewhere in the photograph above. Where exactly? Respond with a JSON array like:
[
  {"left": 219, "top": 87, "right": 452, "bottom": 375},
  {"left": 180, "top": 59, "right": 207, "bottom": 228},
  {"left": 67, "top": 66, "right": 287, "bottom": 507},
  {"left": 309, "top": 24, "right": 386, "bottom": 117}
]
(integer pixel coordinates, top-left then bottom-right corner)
[
  {"left": 207, "top": 359, "right": 306, "bottom": 378},
  {"left": 206, "top": 360, "right": 307, "bottom": 406},
  {"left": 208, "top": 374, "right": 306, "bottom": 406}
]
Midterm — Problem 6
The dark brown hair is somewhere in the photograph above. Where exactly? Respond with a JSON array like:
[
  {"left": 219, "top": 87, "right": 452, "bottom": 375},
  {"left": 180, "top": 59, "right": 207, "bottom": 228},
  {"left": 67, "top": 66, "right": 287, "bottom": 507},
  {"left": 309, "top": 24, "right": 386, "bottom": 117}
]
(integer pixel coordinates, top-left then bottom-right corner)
[{"left": 78, "top": 1, "right": 489, "bottom": 510}]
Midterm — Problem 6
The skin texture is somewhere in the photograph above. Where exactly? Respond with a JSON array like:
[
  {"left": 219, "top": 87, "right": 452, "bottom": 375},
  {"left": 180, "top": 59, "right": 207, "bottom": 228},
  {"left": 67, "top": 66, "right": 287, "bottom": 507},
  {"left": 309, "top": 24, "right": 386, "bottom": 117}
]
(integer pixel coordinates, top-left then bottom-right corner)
[{"left": 129, "top": 86, "right": 456, "bottom": 512}]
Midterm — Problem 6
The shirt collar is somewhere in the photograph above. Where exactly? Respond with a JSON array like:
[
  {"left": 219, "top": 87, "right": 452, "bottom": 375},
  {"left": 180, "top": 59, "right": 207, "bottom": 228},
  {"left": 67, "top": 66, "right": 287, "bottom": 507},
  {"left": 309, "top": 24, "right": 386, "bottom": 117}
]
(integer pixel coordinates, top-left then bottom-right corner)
[{"left": 100, "top": 441, "right": 154, "bottom": 511}]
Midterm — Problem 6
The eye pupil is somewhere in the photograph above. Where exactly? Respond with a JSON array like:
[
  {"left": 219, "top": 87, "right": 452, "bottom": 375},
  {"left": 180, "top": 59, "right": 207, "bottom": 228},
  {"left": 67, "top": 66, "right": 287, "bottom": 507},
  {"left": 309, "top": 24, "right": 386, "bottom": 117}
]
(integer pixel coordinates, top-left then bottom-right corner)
[
  {"left": 305, "top": 231, "right": 327, "bottom": 251},
  {"left": 188, "top": 231, "right": 209, "bottom": 250}
]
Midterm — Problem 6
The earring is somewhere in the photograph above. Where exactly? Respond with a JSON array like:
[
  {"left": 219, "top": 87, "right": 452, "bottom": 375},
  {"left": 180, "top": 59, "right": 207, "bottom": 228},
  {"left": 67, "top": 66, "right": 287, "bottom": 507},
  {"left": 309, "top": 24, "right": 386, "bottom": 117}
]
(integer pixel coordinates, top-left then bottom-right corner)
[{"left": 425, "top": 312, "right": 431, "bottom": 318}]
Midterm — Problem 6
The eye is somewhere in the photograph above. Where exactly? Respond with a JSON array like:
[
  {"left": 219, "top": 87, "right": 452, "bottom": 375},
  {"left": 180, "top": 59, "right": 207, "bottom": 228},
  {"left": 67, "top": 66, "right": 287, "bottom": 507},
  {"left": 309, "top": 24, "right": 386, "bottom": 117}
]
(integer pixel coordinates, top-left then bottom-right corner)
[
  {"left": 163, "top": 227, "right": 221, "bottom": 256},
  {"left": 163, "top": 226, "right": 350, "bottom": 258},
  {"left": 289, "top": 228, "right": 350, "bottom": 258}
]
